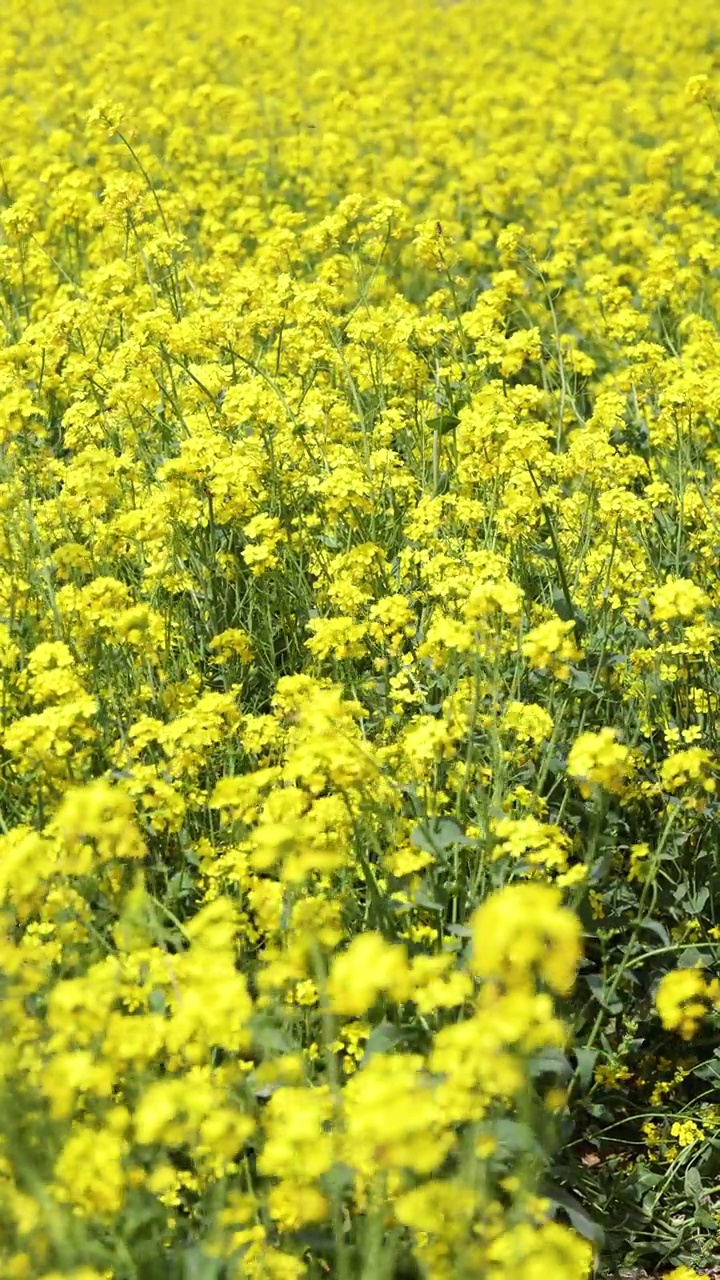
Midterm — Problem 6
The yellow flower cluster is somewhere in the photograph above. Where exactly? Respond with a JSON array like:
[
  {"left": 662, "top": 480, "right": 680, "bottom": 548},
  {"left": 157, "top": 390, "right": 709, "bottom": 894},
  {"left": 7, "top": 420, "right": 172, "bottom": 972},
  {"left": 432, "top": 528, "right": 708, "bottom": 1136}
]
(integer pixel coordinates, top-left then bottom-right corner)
[
  {"left": 656, "top": 968, "right": 720, "bottom": 1041},
  {"left": 1, "top": 0, "right": 720, "bottom": 1273}
]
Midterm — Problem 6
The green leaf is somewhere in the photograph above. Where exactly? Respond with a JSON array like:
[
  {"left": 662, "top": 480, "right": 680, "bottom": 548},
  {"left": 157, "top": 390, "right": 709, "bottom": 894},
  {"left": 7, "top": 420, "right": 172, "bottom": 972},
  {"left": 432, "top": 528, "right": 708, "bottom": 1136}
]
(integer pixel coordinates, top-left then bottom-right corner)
[
  {"left": 412, "top": 889, "right": 446, "bottom": 912},
  {"left": 544, "top": 1183, "right": 605, "bottom": 1247},
  {"left": 573, "top": 1046, "right": 599, "bottom": 1088},
  {"left": 692, "top": 1059, "right": 720, "bottom": 1083},
  {"left": 248, "top": 1013, "right": 295, "bottom": 1055},
  {"left": 321, "top": 1162, "right": 355, "bottom": 1198},
  {"left": 688, "top": 886, "right": 710, "bottom": 913},
  {"left": 529, "top": 1048, "right": 572, "bottom": 1082},
  {"left": 552, "top": 587, "right": 575, "bottom": 622},
  {"left": 639, "top": 917, "right": 670, "bottom": 945},
  {"left": 492, "top": 1117, "right": 545, "bottom": 1159},
  {"left": 427, "top": 413, "right": 460, "bottom": 435},
  {"left": 183, "top": 1249, "right": 223, "bottom": 1280},
  {"left": 445, "top": 922, "right": 473, "bottom": 938},
  {"left": 585, "top": 973, "right": 623, "bottom": 1013},
  {"left": 361, "top": 1022, "right": 402, "bottom": 1063},
  {"left": 568, "top": 667, "right": 593, "bottom": 691},
  {"left": 634, "top": 1166, "right": 663, "bottom": 1192},
  {"left": 684, "top": 1165, "right": 703, "bottom": 1203},
  {"left": 411, "top": 817, "right": 469, "bottom": 854},
  {"left": 166, "top": 870, "right": 191, "bottom": 903},
  {"left": 148, "top": 988, "right": 167, "bottom": 1015}
]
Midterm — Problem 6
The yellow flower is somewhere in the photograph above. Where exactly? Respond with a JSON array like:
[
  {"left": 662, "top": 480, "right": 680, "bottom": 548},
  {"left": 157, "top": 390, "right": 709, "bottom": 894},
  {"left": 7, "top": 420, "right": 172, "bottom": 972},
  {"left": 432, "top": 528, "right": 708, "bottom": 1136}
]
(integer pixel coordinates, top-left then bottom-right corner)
[
  {"left": 686, "top": 74, "right": 711, "bottom": 103},
  {"left": 327, "top": 933, "right": 411, "bottom": 1015},
  {"left": 53, "top": 1124, "right": 128, "bottom": 1218},
  {"left": 522, "top": 618, "right": 581, "bottom": 680},
  {"left": 491, "top": 816, "right": 571, "bottom": 874},
  {"left": 660, "top": 746, "right": 716, "bottom": 795},
  {"left": 208, "top": 627, "right": 254, "bottom": 664},
  {"left": 258, "top": 1085, "right": 333, "bottom": 1184},
  {"left": 651, "top": 577, "right": 709, "bottom": 623},
  {"left": 470, "top": 883, "right": 582, "bottom": 995},
  {"left": 567, "top": 728, "right": 631, "bottom": 798},
  {"left": 656, "top": 968, "right": 720, "bottom": 1040},
  {"left": 670, "top": 1119, "right": 704, "bottom": 1148},
  {"left": 502, "top": 700, "right": 554, "bottom": 745}
]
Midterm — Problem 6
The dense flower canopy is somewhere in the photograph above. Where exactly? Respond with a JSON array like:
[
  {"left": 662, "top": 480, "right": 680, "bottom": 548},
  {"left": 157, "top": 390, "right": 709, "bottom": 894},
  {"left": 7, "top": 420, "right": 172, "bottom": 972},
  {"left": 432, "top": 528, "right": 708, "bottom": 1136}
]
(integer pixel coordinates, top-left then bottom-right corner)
[{"left": 2, "top": 0, "right": 720, "bottom": 1276}]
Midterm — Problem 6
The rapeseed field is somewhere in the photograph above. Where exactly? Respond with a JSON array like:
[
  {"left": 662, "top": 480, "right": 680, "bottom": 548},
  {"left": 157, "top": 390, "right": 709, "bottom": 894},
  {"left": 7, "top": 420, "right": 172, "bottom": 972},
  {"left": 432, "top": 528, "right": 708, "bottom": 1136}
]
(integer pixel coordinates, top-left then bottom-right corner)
[{"left": 2, "top": 0, "right": 720, "bottom": 1275}]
